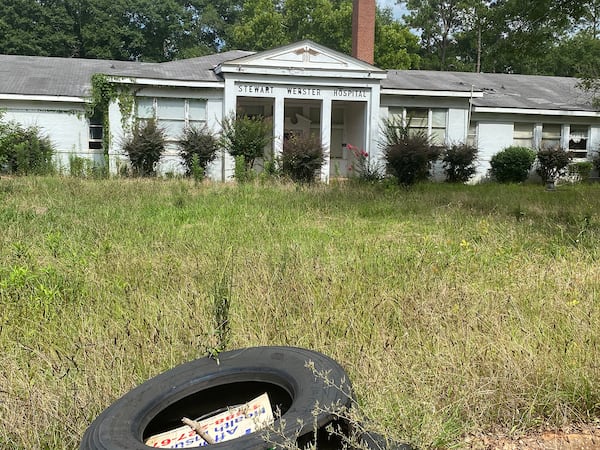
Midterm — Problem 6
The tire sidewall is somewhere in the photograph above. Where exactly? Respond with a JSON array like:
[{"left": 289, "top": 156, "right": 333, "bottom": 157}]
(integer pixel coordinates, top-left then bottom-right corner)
[{"left": 81, "top": 346, "right": 352, "bottom": 450}]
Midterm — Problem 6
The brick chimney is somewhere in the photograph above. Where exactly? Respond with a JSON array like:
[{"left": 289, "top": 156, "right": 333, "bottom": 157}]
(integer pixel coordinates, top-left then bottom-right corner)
[{"left": 352, "top": 0, "right": 376, "bottom": 64}]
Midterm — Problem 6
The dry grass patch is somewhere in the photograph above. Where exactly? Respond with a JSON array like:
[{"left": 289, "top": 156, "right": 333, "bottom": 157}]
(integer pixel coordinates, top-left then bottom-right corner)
[{"left": 0, "top": 177, "right": 599, "bottom": 449}]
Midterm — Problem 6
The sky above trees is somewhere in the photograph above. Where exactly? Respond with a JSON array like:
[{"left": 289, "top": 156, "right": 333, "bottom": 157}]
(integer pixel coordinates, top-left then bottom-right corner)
[
  {"left": 376, "top": 0, "right": 407, "bottom": 19},
  {"left": 0, "top": 0, "right": 599, "bottom": 77}
]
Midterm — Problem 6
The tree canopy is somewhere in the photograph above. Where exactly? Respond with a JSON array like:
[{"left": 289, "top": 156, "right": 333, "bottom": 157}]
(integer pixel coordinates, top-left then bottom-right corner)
[
  {"left": 399, "top": 0, "right": 600, "bottom": 76},
  {"left": 0, "top": 0, "right": 418, "bottom": 69},
  {"left": 1, "top": 0, "right": 600, "bottom": 76}
]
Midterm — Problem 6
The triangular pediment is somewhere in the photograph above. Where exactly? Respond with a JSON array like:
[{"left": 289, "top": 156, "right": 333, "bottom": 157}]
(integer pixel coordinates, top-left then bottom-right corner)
[{"left": 217, "top": 40, "right": 384, "bottom": 76}]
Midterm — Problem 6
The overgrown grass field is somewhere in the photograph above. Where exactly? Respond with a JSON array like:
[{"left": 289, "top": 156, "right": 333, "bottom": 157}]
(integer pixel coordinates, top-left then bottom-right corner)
[{"left": 1, "top": 177, "right": 599, "bottom": 449}]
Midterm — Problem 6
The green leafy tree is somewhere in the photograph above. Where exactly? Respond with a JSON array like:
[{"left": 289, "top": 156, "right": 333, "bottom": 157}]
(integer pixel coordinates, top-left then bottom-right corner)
[
  {"left": 577, "top": 0, "right": 600, "bottom": 38},
  {"left": 0, "top": 0, "right": 242, "bottom": 61},
  {"left": 399, "top": 0, "right": 466, "bottom": 70},
  {"left": 375, "top": 9, "right": 421, "bottom": 69},
  {"left": 475, "top": 0, "right": 587, "bottom": 74},
  {"left": 230, "top": 0, "right": 418, "bottom": 69},
  {"left": 535, "top": 33, "right": 600, "bottom": 78},
  {"left": 228, "top": 0, "right": 287, "bottom": 51},
  {"left": 400, "top": 0, "right": 590, "bottom": 74},
  {"left": 283, "top": 0, "right": 352, "bottom": 52},
  {"left": 181, "top": 0, "right": 243, "bottom": 57},
  {"left": 0, "top": 0, "right": 77, "bottom": 56}
]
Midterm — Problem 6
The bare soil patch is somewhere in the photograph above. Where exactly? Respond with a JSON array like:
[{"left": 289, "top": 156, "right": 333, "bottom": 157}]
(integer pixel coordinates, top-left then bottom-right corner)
[{"left": 464, "top": 424, "right": 600, "bottom": 450}]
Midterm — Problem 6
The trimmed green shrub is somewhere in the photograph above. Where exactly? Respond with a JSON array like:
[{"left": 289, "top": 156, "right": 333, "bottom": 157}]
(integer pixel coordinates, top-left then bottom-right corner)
[
  {"left": 123, "top": 119, "right": 165, "bottom": 176},
  {"left": 281, "top": 134, "right": 325, "bottom": 183},
  {"left": 442, "top": 143, "right": 478, "bottom": 183},
  {"left": 381, "top": 118, "right": 440, "bottom": 186},
  {"left": 490, "top": 146, "right": 536, "bottom": 183},
  {"left": 220, "top": 113, "right": 273, "bottom": 170},
  {"left": 535, "top": 146, "right": 571, "bottom": 183},
  {"left": 0, "top": 117, "right": 55, "bottom": 175},
  {"left": 178, "top": 125, "right": 219, "bottom": 178}
]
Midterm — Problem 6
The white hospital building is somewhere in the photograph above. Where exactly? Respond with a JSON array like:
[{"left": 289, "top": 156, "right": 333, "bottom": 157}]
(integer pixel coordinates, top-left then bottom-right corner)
[{"left": 1, "top": 0, "right": 599, "bottom": 181}]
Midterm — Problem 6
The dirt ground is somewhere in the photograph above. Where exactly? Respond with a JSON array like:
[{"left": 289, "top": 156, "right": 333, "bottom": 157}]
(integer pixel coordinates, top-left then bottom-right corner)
[{"left": 463, "top": 424, "right": 600, "bottom": 450}]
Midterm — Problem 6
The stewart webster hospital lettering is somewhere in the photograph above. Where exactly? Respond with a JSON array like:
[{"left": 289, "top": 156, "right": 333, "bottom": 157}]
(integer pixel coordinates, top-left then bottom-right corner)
[{"left": 237, "top": 84, "right": 368, "bottom": 99}]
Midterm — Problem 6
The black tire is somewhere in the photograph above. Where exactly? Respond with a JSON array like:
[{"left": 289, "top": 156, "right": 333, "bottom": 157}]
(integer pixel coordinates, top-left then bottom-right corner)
[
  {"left": 359, "top": 432, "right": 414, "bottom": 450},
  {"left": 80, "top": 346, "right": 353, "bottom": 450}
]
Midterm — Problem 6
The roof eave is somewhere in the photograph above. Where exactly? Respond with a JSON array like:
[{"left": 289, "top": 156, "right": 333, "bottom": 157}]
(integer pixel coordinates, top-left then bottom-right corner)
[
  {"left": 473, "top": 106, "right": 600, "bottom": 117},
  {"left": 109, "top": 76, "right": 224, "bottom": 89},
  {"left": 217, "top": 65, "right": 386, "bottom": 79},
  {"left": 381, "top": 88, "right": 483, "bottom": 98},
  {"left": 0, "top": 93, "right": 87, "bottom": 103}
]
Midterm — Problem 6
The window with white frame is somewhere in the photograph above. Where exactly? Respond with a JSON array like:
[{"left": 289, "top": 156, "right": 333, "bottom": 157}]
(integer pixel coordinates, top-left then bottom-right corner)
[
  {"left": 513, "top": 123, "right": 534, "bottom": 148},
  {"left": 541, "top": 124, "right": 561, "bottom": 149},
  {"left": 568, "top": 126, "right": 589, "bottom": 159},
  {"left": 89, "top": 114, "right": 103, "bottom": 150},
  {"left": 406, "top": 108, "right": 428, "bottom": 136},
  {"left": 389, "top": 107, "right": 448, "bottom": 145},
  {"left": 467, "top": 123, "right": 477, "bottom": 147},
  {"left": 136, "top": 97, "right": 207, "bottom": 143},
  {"left": 430, "top": 109, "right": 447, "bottom": 145}
]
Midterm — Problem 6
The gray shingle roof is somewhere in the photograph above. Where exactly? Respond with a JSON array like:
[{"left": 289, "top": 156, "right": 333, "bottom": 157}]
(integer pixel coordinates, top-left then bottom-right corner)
[
  {"left": 0, "top": 51, "right": 252, "bottom": 98},
  {"left": 385, "top": 70, "right": 596, "bottom": 112},
  {"left": 1, "top": 52, "right": 596, "bottom": 113}
]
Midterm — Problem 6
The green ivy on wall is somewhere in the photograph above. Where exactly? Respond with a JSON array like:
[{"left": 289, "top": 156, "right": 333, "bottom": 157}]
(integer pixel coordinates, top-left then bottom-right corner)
[{"left": 86, "top": 74, "right": 136, "bottom": 153}]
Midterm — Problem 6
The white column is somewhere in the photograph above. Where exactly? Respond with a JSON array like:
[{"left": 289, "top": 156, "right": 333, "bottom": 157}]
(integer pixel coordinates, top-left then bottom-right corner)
[
  {"left": 107, "top": 99, "right": 125, "bottom": 175},
  {"left": 320, "top": 96, "right": 332, "bottom": 183},
  {"left": 561, "top": 124, "right": 570, "bottom": 150},
  {"left": 365, "top": 85, "right": 381, "bottom": 170},
  {"left": 205, "top": 97, "right": 224, "bottom": 181},
  {"left": 533, "top": 123, "right": 543, "bottom": 149},
  {"left": 222, "top": 78, "right": 237, "bottom": 181},
  {"left": 273, "top": 95, "right": 285, "bottom": 161}
]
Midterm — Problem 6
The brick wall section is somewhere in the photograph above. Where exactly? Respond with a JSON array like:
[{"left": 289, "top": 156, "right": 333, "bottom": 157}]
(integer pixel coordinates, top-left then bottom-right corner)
[{"left": 351, "top": 0, "right": 376, "bottom": 64}]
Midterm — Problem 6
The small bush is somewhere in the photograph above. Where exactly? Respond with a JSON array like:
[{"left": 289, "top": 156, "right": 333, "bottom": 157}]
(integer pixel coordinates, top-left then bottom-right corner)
[
  {"left": 489, "top": 146, "right": 536, "bottom": 183},
  {"left": 122, "top": 119, "right": 165, "bottom": 176},
  {"left": 69, "top": 155, "right": 107, "bottom": 178},
  {"left": 233, "top": 155, "right": 255, "bottom": 183},
  {"left": 593, "top": 153, "right": 600, "bottom": 174},
  {"left": 0, "top": 118, "right": 55, "bottom": 175},
  {"left": 381, "top": 119, "right": 440, "bottom": 186},
  {"left": 442, "top": 143, "right": 478, "bottom": 183},
  {"left": 281, "top": 134, "right": 325, "bottom": 183},
  {"left": 535, "top": 146, "right": 571, "bottom": 183},
  {"left": 262, "top": 157, "right": 281, "bottom": 179},
  {"left": 178, "top": 125, "right": 219, "bottom": 177},
  {"left": 220, "top": 113, "right": 273, "bottom": 170},
  {"left": 347, "top": 144, "right": 383, "bottom": 182}
]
